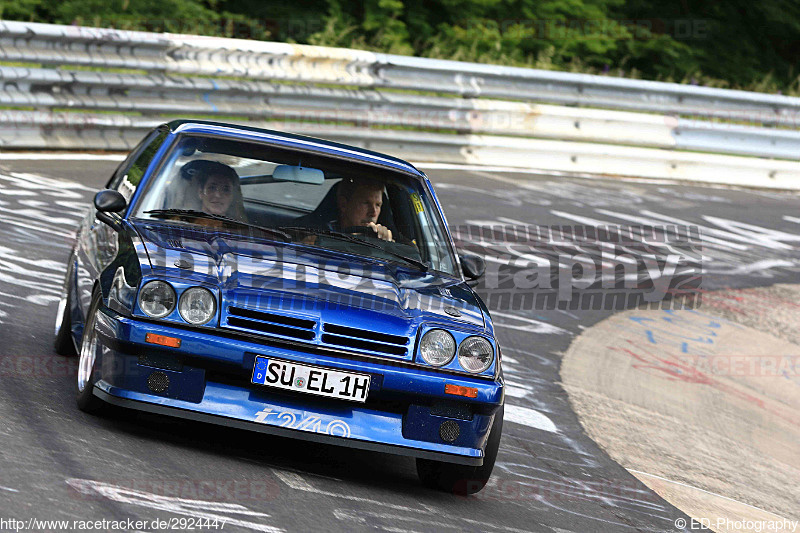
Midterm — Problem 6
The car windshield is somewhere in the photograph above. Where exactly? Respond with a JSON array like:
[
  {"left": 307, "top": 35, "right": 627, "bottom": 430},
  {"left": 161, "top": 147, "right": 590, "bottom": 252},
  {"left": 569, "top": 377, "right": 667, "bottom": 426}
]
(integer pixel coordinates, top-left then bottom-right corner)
[{"left": 131, "top": 134, "right": 458, "bottom": 275}]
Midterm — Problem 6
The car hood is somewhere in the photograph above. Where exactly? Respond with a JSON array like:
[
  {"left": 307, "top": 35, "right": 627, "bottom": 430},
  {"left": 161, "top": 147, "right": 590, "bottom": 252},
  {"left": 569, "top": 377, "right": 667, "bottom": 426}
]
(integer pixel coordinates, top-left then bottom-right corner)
[{"left": 134, "top": 222, "right": 488, "bottom": 355}]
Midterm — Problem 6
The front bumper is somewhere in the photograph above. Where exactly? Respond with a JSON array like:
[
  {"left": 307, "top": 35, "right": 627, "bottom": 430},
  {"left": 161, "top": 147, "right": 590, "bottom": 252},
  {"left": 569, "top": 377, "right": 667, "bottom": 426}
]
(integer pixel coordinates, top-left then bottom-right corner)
[{"left": 93, "top": 307, "right": 504, "bottom": 466}]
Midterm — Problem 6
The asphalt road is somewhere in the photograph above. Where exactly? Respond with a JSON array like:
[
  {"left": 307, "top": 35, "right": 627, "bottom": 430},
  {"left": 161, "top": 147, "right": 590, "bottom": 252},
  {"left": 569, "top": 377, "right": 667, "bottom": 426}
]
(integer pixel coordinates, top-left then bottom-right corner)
[{"left": 1, "top": 159, "right": 799, "bottom": 533}]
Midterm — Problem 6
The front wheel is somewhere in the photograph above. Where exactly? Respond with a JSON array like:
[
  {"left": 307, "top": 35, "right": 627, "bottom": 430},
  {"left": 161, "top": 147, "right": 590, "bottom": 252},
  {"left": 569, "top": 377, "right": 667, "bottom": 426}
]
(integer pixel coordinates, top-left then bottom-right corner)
[
  {"left": 416, "top": 405, "right": 504, "bottom": 494},
  {"left": 76, "top": 290, "right": 107, "bottom": 414}
]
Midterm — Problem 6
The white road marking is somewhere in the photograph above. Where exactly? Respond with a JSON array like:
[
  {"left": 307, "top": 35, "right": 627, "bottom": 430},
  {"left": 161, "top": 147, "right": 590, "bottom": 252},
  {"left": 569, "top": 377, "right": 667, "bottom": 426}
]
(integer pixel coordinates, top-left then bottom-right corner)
[
  {"left": 0, "top": 171, "right": 95, "bottom": 193},
  {"left": 420, "top": 163, "right": 683, "bottom": 186},
  {"left": 273, "top": 471, "right": 434, "bottom": 513},
  {"left": 0, "top": 172, "right": 90, "bottom": 325},
  {"left": 709, "top": 259, "right": 796, "bottom": 275},
  {"left": 491, "top": 311, "right": 570, "bottom": 335},
  {"left": 272, "top": 471, "right": 317, "bottom": 492},
  {"left": 65, "top": 479, "right": 284, "bottom": 533},
  {"left": 493, "top": 462, "right": 668, "bottom": 513},
  {"left": 505, "top": 405, "right": 559, "bottom": 434},
  {"left": 424, "top": 165, "right": 562, "bottom": 177},
  {"left": 504, "top": 385, "right": 531, "bottom": 398},
  {"left": 334, "top": 507, "right": 560, "bottom": 533}
]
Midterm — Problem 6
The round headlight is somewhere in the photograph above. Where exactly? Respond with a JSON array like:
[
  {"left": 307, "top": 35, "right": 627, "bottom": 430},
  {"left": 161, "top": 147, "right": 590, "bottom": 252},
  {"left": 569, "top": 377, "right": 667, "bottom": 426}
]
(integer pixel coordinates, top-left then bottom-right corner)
[
  {"left": 179, "top": 287, "right": 216, "bottom": 325},
  {"left": 419, "top": 329, "right": 456, "bottom": 366},
  {"left": 138, "top": 281, "right": 176, "bottom": 318},
  {"left": 458, "top": 336, "right": 494, "bottom": 373}
]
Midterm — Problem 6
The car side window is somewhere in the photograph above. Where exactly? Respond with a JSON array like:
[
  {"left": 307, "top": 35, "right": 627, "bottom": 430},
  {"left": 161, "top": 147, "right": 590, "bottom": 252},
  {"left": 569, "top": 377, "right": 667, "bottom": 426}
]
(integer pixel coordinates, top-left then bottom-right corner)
[
  {"left": 107, "top": 130, "right": 158, "bottom": 189},
  {"left": 107, "top": 128, "right": 168, "bottom": 202}
]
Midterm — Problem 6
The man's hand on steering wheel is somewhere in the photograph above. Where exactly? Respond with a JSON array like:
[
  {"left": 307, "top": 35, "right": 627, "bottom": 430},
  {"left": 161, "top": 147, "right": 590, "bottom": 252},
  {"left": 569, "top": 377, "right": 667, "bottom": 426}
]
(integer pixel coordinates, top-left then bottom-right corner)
[
  {"left": 341, "top": 222, "right": 393, "bottom": 241},
  {"left": 367, "top": 222, "right": 393, "bottom": 241}
]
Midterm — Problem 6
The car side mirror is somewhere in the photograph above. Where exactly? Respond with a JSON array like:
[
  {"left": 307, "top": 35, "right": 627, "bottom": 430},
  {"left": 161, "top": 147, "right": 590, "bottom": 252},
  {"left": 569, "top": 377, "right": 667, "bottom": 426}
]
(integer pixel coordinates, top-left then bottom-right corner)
[
  {"left": 94, "top": 190, "right": 126, "bottom": 231},
  {"left": 95, "top": 189, "right": 127, "bottom": 212},
  {"left": 460, "top": 253, "right": 485, "bottom": 281}
]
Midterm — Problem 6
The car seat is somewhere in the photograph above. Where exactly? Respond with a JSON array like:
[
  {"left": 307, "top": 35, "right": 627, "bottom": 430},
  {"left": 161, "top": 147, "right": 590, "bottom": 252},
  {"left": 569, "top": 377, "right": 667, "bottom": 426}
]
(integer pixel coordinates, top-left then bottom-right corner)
[{"left": 293, "top": 180, "right": 397, "bottom": 233}]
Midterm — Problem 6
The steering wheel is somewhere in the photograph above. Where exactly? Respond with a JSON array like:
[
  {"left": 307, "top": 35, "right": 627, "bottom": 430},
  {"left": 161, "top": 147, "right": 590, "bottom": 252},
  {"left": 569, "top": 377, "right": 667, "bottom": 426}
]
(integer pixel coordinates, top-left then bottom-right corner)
[{"left": 341, "top": 225, "right": 379, "bottom": 237}]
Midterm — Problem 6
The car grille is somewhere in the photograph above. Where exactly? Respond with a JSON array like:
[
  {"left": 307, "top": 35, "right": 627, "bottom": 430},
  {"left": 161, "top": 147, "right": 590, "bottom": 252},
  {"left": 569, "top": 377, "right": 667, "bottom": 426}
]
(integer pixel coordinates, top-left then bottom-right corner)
[
  {"left": 321, "top": 323, "right": 408, "bottom": 356},
  {"left": 226, "top": 306, "right": 316, "bottom": 341},
  {"left": 223, "top": 306, "right": 410, "bottom": 358}
]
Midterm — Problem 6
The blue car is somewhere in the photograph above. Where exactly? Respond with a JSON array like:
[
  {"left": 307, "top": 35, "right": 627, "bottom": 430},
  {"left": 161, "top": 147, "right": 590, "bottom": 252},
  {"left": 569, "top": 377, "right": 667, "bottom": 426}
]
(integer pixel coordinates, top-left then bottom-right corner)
[{"left": 54, "top": 120, "right": 504, "bottom": 493}]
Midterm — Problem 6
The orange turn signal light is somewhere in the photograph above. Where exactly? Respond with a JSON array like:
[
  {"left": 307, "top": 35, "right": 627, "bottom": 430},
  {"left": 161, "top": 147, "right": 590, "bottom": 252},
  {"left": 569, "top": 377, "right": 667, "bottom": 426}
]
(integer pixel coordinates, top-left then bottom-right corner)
[
  {"left": 145, "top": 333, "right": 181, "bottom": 348},
  {"left": 444, "top": 384, "right": 478, "bottom": 398}
]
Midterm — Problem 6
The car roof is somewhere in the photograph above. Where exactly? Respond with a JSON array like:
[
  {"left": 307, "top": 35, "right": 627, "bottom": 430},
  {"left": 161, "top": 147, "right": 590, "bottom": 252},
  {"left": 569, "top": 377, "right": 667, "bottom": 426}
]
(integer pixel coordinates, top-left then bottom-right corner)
[{"left": 166, "top": 120, "right": 425, "bottom": 178}]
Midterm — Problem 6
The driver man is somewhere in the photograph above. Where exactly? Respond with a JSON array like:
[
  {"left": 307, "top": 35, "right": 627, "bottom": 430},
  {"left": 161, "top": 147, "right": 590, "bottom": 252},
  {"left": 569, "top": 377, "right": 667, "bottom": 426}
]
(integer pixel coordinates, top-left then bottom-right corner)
[{"left": 333, "top": 177, "right": 394, "bottom": 241}]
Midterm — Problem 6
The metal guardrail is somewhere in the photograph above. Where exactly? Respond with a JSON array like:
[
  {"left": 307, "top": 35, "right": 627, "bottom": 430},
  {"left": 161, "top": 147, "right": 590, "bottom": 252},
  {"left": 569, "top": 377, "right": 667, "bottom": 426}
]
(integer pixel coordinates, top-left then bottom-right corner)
[
  {"left": 158, "top": 27, "right": 800, "bottom": 127},
  {"left": 374, "top": 55, "right": 800, "bottom": 127},
  {"left": 0, "top": 20, "right": 799, "bottom": 187},
  {"left": 3, "top": 64, "right": 800, "bottom": 159},
  {"left": 3, "top": 110, "right": 799, "bottom": 190}
]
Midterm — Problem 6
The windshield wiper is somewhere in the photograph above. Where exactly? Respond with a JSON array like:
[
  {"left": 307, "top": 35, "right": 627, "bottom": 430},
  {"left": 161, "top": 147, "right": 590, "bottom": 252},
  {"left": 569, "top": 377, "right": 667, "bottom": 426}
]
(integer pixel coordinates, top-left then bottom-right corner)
[
  {"left": 144, "top": 209, "right": 291, "bottom": 242},
  {"left": 280, "top": 226, "right": 429, "bottom": 272}
]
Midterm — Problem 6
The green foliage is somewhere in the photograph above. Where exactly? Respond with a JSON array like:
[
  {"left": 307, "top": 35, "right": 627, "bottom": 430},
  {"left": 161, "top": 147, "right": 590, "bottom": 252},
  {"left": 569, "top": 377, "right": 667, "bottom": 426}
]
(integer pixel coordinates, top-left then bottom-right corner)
[
  {"left": 3, "top": 0, "right": 799, "bottom": 94},
  {"left": 1, "top": 0, "right": 44, "bottom": 21},
  {"left": 49, "top": 0, "right": 220, "bottom": 34},
  {"left": 619, "top": 0, "right": 800, "bottom": 89}
]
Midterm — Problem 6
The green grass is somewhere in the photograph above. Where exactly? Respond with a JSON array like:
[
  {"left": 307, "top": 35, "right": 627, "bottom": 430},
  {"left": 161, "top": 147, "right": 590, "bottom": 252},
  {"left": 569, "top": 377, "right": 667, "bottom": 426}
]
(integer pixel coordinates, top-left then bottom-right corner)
[
  {"left": 55, "top": 65, "right": 150, "bottom": 75},
  {"left": 0, "top": 61, "right": 42, "bottom": 68}
]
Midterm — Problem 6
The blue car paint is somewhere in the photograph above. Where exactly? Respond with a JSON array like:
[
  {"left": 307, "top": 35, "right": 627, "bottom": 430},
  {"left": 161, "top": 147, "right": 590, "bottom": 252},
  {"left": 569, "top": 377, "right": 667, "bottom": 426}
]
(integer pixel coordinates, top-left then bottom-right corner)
[
  {"left": 67, "top": 120, "right": 503, "bottom": 466},
  {"left": 130, "top": 222, "right": 496, "bottom": 377},
  {"left": 91, "top": 308, "right": 495, "bottom": 464}
]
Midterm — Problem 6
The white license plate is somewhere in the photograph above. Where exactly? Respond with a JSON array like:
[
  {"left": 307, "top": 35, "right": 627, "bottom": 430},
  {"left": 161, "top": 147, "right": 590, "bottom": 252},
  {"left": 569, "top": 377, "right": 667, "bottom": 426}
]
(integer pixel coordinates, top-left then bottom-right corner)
[{"left": 251, "top": 356, "right": 371, "bottom": 403}]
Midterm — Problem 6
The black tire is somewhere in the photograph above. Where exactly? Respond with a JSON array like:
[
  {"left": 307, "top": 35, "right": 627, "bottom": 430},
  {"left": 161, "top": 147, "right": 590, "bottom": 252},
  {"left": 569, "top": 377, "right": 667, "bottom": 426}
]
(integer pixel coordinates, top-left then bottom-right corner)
[
  {"left": 416, "top": 405, "right": 504, "bottom": 495},
  {"left": 54, "top": 260, "right": 77, "bottom": 356},
  {"left": 76, "top": 289, "right": 107, "bottom": 414}
]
